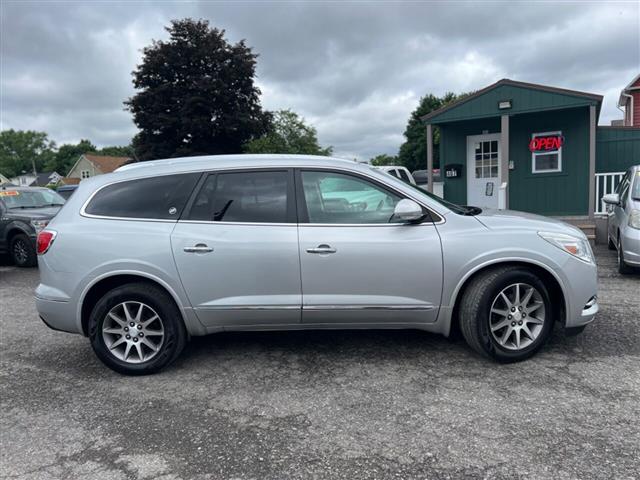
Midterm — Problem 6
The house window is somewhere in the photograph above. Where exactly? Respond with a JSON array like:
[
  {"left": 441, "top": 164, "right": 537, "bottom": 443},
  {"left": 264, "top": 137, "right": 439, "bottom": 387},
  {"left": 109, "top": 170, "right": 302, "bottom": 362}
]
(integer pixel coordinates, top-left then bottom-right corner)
[
  {"left": 81, "top": 170, "right": 91, "bottom": 179},
  {"left": 531, "top": 131, "right": 562, "bottom": 174}
]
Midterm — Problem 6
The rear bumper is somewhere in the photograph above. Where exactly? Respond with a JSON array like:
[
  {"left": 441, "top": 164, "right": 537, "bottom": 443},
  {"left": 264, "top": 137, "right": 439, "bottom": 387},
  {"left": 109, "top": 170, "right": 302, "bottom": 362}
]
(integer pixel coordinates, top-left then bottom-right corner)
[{"left": 35, "top": 296, "right": 81, "bottom": 334}]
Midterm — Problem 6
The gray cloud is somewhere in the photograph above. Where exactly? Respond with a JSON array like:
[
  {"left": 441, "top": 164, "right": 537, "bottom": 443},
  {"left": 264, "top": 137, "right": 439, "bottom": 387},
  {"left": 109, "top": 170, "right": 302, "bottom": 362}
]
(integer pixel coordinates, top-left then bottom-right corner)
[{"left": 1, "top": 1, "right": 638, "bottom": 161}]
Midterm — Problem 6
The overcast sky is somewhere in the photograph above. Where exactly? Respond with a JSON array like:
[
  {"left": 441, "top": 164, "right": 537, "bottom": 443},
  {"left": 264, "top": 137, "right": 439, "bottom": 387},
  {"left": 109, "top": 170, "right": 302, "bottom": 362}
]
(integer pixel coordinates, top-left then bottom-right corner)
[{"left": 1, "top": 1, "right": 639, "bottom": 160}]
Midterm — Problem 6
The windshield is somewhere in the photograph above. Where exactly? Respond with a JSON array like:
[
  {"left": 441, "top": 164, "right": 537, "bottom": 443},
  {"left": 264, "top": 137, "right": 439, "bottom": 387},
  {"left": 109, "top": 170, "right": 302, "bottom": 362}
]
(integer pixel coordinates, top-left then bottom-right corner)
[
  {"left": 372, "top": 167, "right": 478, "bottom": 215},
  {"left": 633, "top": 170, "right": 640, "bottom": 200},
  {"left": 0, "top": 189, "right": 65, "bottom": 209}
]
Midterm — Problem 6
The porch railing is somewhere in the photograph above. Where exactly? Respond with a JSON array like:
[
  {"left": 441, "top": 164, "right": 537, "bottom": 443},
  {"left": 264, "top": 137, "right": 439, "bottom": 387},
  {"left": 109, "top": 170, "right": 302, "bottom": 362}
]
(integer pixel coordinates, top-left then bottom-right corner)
[{"left": 595, "top": 171, "right": 625, "bottom": 215}]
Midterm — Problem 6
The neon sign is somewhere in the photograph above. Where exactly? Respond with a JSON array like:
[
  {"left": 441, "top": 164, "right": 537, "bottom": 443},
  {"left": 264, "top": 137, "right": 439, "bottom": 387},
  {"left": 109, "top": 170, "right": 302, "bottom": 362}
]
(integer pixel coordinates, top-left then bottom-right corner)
[{"left": 529, "top": 135, "right": 564, "bottom": 152}]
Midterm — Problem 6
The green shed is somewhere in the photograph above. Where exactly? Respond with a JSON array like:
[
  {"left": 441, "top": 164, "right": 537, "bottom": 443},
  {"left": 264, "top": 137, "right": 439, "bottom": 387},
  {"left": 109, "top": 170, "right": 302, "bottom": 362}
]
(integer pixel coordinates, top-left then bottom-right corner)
[{"left": 421, "top": 79, "right": 639, "bottom": 220}]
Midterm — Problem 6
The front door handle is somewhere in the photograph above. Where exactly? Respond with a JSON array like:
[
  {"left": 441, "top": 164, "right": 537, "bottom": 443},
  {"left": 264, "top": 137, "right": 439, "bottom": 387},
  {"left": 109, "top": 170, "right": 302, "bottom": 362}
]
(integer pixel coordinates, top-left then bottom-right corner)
[
  {"left": 306, "top": 244, "right": 337, "bottom": 254},
  {"left": 183, "top": 243, "right": 213, "bottom": 253}
]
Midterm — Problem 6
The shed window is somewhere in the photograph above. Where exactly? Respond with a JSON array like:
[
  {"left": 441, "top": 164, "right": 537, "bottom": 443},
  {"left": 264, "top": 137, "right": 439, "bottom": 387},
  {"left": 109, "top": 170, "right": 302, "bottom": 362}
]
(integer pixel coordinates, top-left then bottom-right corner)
[
  {"left": 81, "top": 170, "right": 91, "bottom": 179},
  {"left": 531, "top": 131, "right": 562, "bottom": 174}
]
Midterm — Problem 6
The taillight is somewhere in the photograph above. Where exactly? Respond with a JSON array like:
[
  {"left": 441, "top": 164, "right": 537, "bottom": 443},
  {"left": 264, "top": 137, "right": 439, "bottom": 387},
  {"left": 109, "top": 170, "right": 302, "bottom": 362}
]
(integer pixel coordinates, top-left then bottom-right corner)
[{"left": 37, "top": 230, "right": 57, "bottom": 255}]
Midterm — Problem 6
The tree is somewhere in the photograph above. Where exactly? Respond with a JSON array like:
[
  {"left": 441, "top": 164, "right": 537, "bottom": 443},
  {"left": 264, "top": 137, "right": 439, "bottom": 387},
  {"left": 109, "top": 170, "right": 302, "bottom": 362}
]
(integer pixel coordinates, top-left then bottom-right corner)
[
  {"left": 397, "top": 92, "right": 465, "bottom": 172},
  {"left": 45, "top": 139, "right": 97, "bottom": 174},
  {"left": 369, "top": 154, "right": 398, "bottom": 166},
  {"left": 126, "top": 18, "right": 271, "bottom": 161},
  {"left": 244, "top": 110, "right": 332, "bottom": 156},
  {"left": 0, "top": 130, "right": 56, "bottom": 178},
  {"left": 98, "top": 145, "right": 135, "bottom": 158}
]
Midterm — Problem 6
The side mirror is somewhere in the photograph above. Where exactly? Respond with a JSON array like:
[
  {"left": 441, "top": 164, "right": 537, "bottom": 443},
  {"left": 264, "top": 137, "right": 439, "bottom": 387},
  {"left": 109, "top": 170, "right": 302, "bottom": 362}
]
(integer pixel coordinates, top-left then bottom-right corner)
[
  {"left": 602, "top": 193, "right": 620, "bottom": 206},
  {"left": 393, "top": 199, "right": 426, "bottom": 223}
]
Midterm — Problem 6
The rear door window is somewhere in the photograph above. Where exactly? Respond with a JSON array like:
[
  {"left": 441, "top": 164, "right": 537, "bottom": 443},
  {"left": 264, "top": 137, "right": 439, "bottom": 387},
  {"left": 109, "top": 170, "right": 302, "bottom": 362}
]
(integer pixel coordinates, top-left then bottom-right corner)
[
  {"left": 84, "top": 173, "right": 200, "bottom": 220},
  {"left": 186, "top": 170, "right": 292, "bottom": 223}
]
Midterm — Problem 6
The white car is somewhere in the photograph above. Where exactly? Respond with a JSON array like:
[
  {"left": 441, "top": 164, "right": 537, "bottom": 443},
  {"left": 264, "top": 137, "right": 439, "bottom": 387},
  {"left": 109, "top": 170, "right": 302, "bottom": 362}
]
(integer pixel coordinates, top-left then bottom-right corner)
[{"left": 376, "top": 166, "right": 416, "bottom": 185}]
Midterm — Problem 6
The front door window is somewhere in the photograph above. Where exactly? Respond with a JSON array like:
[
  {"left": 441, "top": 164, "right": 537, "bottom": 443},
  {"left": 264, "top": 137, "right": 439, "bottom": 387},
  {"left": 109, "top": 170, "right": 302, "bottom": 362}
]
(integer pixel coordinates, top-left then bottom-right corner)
[{"left": 300, "top": 170, "right": 402, "bottom": 224}]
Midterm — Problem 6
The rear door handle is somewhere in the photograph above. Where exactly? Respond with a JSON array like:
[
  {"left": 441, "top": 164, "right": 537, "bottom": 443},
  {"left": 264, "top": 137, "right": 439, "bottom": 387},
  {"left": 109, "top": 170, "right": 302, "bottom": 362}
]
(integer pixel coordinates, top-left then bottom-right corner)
[
  {"left": 306, "top": 244, "right": 337, "bottom": 254},
  {"left": 183, "top": 243, "right": 213, "bottom": 253}
]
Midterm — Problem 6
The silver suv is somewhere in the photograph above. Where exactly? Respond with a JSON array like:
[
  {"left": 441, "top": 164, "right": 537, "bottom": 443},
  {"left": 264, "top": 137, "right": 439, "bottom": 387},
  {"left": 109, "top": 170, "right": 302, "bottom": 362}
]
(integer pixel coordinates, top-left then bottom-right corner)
[
  {"left": 603, "top": 165, "right": 640, "bottom": 274},
  {"left": 35, "top": 155, "right": 598, "bottom": 375}
]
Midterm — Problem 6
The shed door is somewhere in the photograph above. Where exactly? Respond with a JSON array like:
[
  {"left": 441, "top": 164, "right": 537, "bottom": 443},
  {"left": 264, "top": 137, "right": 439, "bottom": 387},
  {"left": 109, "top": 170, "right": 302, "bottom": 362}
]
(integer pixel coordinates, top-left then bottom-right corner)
[{"left": 467, "top": 134, "right": 500, "bottom": 209}]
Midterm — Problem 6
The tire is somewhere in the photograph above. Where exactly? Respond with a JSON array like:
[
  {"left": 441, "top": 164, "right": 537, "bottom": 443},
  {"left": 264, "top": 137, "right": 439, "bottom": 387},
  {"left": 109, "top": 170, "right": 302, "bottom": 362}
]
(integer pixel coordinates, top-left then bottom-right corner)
[
  {"left": 459, "top": 266, "right": 554, "bottom": 362},
  {"left": 607, "top": 234, "right": 616, "bottom": 250},
  {"left": 88, "top": 283, "right": 187, "bottom": 375},
  {"left": 617, "top": 236, "right": 633, "bottom": 274},
  {"left": 10, "top": 233, "right": 37, "bottom": 267}
]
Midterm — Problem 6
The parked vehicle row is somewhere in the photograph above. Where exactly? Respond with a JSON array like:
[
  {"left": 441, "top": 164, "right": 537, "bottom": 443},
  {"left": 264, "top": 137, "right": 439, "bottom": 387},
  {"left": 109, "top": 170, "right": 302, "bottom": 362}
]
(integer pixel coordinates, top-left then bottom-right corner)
[
  {"left": 0, "top": 186, "right": 66, "bottom": 266},
  {"left": 603, "top": 164, "right": 640, "bottom": 274},
  {"left": 35, "top": 155, "right": 598, "bottom": 375}
]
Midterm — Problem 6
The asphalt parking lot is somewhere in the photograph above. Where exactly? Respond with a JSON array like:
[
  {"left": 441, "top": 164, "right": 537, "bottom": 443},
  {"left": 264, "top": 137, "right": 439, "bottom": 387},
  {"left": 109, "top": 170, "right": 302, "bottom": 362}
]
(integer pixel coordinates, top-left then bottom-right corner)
[{"left": 1, "top": 246, "right": 639, "bottom": 480}]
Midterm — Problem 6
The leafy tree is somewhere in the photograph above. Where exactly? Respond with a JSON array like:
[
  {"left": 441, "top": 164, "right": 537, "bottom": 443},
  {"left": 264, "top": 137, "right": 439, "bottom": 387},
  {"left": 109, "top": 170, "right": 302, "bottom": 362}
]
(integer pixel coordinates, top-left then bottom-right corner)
[
  {"left": 45, "top": 139, "right": 96, "bottom": 174},
  {"left": 0, "top": 129, "right": 56, "bottom": 178},
  {"left": 397, "top": 92, "right": 465, "bottom": 172},
  {"left": 244, "top": 110, "right": 332, "bottom": 156},
  {"left": 369, "top": 154, "right": 398, "bottom": 166},
  {"left": 126, "top": 18, "right": 271, "bottom": 161},
  {"left": 98, "top": 145, "right": 135, "bottom": 158}
]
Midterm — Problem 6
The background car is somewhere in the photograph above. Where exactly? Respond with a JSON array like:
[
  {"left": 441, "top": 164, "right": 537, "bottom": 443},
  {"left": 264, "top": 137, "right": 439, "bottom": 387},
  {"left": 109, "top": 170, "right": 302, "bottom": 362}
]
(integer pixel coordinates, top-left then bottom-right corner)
[
  {"left": 0, "top": 186, "right": 65, "bottom": 267},
  {"left": 375, "top": 165, "right": 416, "bottom": 184},
  {"left": 411, "top": 169, "right": 441, "bottom": 188},
  {"left": 56, "top": 184, "right": 78, "bottom": 200},
  {"left": 603, "top": 164, "right": 640, "bottom": 274}
]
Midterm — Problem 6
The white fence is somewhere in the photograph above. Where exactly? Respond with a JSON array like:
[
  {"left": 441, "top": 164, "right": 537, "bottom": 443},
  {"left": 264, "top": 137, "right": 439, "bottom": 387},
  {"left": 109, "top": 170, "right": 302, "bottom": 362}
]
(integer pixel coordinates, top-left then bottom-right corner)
[{"left": 595, "top": 171, "right": 625, "bottom": 215}]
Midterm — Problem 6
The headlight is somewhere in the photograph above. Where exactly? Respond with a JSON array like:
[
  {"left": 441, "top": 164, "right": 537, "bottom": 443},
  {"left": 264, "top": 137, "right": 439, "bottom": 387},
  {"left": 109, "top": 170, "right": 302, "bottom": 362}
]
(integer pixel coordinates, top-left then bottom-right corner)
[
  {"left": 30, "top": 219, "right": 49, "bottom": 233},
  {"left": 629, "top": 210, "right": 640, "bottom": 230},
  {"left": 538, "top": 231, "right": 594, "bottom": 264}
]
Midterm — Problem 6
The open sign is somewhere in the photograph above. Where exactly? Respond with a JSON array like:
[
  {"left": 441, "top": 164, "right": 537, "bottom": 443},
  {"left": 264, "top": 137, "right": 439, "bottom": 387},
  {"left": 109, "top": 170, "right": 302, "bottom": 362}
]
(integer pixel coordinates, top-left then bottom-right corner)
[{"left": 529, "top": 135, "right": 564, "bottom": 152}]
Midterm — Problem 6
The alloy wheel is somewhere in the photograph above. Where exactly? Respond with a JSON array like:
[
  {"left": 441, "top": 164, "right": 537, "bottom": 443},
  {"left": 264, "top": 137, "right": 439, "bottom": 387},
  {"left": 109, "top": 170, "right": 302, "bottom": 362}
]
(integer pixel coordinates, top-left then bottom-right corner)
[
  {"left": 102, "top": 301, "right": 165, "bottom": 363},
  {"left": 489, "top": 283, "right": 545, "bottom": 351},
  {"left": 13, "top": 239, "right": 28, "bottom": 264}
]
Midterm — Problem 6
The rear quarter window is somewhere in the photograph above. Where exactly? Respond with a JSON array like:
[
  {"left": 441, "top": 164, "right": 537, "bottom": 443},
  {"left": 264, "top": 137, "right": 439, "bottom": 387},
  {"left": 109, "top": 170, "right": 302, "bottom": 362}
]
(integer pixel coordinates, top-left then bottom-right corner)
[{"left": 84, "top": 173, "right": 200, "bottom": 220}]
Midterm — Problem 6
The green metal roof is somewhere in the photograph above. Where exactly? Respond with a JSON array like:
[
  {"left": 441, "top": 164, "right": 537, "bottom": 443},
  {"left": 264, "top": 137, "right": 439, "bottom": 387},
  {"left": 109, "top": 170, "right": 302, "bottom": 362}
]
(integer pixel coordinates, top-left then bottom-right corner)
[{"left": 422, "top": 79, "right": 603, "bottom": 124}]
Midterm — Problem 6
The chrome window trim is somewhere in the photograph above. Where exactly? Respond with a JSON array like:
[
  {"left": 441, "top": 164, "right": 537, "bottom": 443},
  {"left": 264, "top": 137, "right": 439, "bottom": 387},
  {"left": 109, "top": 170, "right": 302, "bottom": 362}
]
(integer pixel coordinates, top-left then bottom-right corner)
[{"left": 79, "top": 165, "right": 445, "bottom": 224}]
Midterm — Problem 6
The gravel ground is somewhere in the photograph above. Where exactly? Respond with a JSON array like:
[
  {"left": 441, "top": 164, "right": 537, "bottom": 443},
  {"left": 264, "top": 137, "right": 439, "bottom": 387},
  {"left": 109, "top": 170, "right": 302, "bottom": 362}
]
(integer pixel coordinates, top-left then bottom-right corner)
[{"left": 1, "top": 246, "right": 639, "bottom": 480}]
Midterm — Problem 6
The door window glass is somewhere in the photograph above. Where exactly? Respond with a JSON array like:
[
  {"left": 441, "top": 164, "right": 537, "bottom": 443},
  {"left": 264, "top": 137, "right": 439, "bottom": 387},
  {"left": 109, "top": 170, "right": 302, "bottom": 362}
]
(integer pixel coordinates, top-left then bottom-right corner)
[
  {"left": 301, "top": 171, "right": 402, "bottom": 224},
  {"left": 474, "top": 140, "right": 499, "bottom": 179},
  {"left": 187, "top": 171, "right": 289, "bottom": 223},
  {"left": 85, "top": 173, "right": 200, "bottom": 219}
]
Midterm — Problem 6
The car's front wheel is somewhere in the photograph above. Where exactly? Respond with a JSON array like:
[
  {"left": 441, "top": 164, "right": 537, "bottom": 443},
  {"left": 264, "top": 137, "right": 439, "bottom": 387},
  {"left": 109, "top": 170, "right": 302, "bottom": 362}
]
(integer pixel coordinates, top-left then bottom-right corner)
[
  {"left": 10, "top": 233, "right": 37, "bottom": 267},
  {"left": 459, "top": 266, "right": 554, "bottom": 362},
  {"left": 88, "top": 283, "right": 187, "bottom": 375}
]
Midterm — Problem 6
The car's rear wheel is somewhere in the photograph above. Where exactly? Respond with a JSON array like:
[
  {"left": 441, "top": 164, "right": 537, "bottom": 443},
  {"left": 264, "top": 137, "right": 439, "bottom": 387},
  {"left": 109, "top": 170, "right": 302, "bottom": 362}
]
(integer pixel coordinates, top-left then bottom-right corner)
[
  {"left": 617, "top": 235, "right": 633, "bottom": 274},
  {"left": 88, "top": 283, "right": 187, "bottom": 375},
  {"left": 459, "top": 266, "right": 554, "bottom": 362},
  {"left": 10, "top": 233, "right": 37, "bottom": 267}
]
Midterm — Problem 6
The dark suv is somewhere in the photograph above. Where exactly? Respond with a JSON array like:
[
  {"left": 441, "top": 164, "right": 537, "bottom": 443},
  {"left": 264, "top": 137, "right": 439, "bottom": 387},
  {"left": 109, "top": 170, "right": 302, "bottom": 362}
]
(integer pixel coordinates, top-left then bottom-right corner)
[{"left": 0, "top": 186, "right": 65, "bottom": 267}]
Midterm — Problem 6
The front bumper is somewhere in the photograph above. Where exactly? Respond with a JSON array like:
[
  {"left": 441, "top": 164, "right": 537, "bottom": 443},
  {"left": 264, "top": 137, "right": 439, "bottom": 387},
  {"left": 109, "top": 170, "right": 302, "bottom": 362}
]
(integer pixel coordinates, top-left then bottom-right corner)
[
  {"left": 569, "top": 295, "right": 599, "bottom": 328},
  {"left": 555, "top": 254, "right": 598, "bottom": 330}
]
